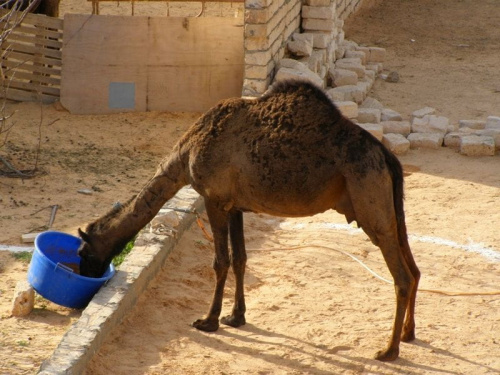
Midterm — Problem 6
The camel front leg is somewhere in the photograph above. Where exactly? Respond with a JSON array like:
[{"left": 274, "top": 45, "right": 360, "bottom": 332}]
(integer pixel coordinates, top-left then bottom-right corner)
[
  {"left": 221, "top": 210, "right": 247, "bottom": 328},
  {"left": 192, "top": 200, "right": 230, "bottom": 332}
]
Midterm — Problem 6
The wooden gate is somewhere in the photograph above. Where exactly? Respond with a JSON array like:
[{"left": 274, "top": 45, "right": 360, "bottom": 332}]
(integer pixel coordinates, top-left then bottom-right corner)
[{"left": 0, "top": 10, "right": 63, "bottom": 103}]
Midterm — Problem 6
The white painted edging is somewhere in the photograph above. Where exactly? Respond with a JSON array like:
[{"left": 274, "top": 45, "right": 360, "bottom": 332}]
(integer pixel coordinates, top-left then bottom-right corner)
[
  {"left": 0, "top": 245, "right": 34, "bottom": 252},
  {"left": 279, "top": 221, "right": 500, "bottom": 262},
  {"left": 38, "top": 187, "right": 204, "bottom": 374}
]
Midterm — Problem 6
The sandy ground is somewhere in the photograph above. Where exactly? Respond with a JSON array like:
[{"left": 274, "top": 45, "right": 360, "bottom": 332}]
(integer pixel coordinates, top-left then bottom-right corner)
[
  {"left": 0, "top": 0, "right": 499, "bottom": 374},
  {"left": 344, "top": 0, "right": 500, "bottom": 124}
]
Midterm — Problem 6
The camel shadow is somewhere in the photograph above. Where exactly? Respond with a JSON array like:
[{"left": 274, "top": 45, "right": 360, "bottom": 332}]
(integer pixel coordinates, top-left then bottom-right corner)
[
  {"left": 199, "top": 323, "right": 358, "bottom": 374},
  {"left": 405, "top": 339, "right": 499, "bottom": 374},
  {"left": 196, "top": 323, "right": 466, "bottom": 374}
]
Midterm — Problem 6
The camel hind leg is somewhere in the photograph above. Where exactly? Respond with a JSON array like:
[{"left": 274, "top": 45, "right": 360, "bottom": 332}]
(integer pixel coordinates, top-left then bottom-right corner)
[
  {"left": 344, "top": 176, "right": 416, "bottom": 361},
  {"left": 400, "top": 235, "right": 420, "bottom": 342},
  {"left": 221, "top": 210, "right": 247, "bottom": 327}
]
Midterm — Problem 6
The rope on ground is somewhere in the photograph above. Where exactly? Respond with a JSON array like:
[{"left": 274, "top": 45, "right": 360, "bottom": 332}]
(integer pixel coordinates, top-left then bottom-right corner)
[
  {"left": 246, "top": 244, "right": 500, "bottom": 297},
  {"left": 194, "top": 217, "right": 500, "bottom": 296}
]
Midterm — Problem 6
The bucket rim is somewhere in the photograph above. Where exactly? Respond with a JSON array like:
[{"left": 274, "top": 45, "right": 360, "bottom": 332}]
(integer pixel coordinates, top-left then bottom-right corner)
[{"left": 34, "top": 230, "right": 115, "bottom": 282}]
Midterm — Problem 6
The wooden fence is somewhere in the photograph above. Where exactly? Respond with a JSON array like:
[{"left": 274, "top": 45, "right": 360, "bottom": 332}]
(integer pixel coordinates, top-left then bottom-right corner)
[{"left": 1, "top": 10, "right": 63, "bottom": 103}]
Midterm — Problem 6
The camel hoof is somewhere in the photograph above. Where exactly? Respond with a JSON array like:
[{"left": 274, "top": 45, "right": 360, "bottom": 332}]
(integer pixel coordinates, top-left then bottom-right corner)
[
  {"left": 401, "top": 329, "right": 416, "bottom": 342},
  {"left": 375, "top": 347, "right": 399, "bottom": 362},
  {"left": 221, "top": 314, "right": 246, "bottom": 328},
  {"left": 192, "top": 318, "right": 219, "bottom": 332}
]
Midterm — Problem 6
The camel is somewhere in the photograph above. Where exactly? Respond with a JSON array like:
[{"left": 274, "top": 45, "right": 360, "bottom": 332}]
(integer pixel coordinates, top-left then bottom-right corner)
[{"left": 78, "top": 80, "right": 420, "bottom": 361}]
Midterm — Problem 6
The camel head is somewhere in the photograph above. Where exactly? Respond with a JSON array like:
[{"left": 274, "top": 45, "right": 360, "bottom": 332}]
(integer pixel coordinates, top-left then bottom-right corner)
[
  {"left": 77, "top": 227, "right": 131, "bottom": 278},
  {"left": 77, "top": 228, "right": 112, "bottom": 278}
]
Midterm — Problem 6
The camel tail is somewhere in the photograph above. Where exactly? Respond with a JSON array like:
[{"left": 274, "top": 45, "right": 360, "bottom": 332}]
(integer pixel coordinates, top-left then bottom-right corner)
[{"left": 381, "top": 146, "right": 409, "bottom": 249}]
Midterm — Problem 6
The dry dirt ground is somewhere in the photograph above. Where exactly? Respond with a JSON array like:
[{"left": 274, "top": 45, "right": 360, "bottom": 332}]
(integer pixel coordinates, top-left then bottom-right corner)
[{"left": 1, "top": 0, "right": 499, "bottom": 374}]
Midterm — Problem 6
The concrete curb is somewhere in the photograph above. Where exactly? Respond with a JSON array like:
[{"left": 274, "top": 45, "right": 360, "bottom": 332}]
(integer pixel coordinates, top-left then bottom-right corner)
[{"left": 38, "top": 187, "right": 204, "bottom": 374}]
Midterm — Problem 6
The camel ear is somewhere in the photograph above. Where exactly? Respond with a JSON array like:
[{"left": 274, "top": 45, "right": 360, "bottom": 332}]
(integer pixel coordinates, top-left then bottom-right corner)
[{"left": 78, "top": 228, "right": 90, "bottom": 243}]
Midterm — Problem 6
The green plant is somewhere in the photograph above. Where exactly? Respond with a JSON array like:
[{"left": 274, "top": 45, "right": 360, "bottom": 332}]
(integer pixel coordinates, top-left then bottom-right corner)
[
  {"left": 11, "top": 251, "right": 32, "bottom": 264},
  {"left": 112, "top": 238, "right": 135, "bottom": 268}
]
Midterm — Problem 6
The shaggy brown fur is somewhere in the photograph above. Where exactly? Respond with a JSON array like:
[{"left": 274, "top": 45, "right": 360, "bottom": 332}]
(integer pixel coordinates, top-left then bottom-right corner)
[{"left": 78, "top": 80, "right": 420, "bottom": 361}]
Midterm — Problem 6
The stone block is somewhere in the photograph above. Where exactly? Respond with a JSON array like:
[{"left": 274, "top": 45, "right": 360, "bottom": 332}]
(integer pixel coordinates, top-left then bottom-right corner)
[
  {"left": 411, "top": 107, "right": 436, "bottom": 120},
  {"left": 246, "top": 0, "right": 273, "bottom": 9},
  {"left": 302, "top": 6, "right": 335, "bottom": 19},
  {"left": 444, "top": 132, "right": 465, "bottom": 149},
  {"left": 288, "top": 39, "right": 313, "bottom": 57},
  {"left": 311, "top": 49, "right": 327, "bottom": 65},
  {"left": 357, "top": 108, "right": 381, "bottom": 124},
  {"left": 486, "top": 116, "right": 500, "bottom": 130},
  {"left": 327, "top": 85, "right": 364, "bottom": 104},
  {"left": 335, "top": 59, "right": 365, "bottom": 78},
  {"left": 459, "top": 119, "right": 486, "bottom": 129},
  {"left": 365, "top": 63, "right": 383, "bottom": 73},
  {"left": 292, "top": 32, "right": 314, "bottom": 44},
  {"left": 242, "top": 78, "right": 269, "bottom": 96},
  {"left": 381, "top": 121, "right": 411, "bottom": 136},
  {"left": 245, "top": 23, "right": 269, "bottom": 39},
  {"left": 245, "top": 49, "right": 272, "bottom": 66},
  {"left": 299, "top": 50, "right": 326, "bottom": 74},
  {"left": 367, "top": 47, "right": 386, "bottom": 63},
  {"left": 302, "top": 18, "right": 335, "bottom": 32},
  {"left": 274, "top": 67, "right": 324, "bottom": 88},
  {"left": 334, "top": 100, "right": 358, "bottom": 119},
  {"left": 357, "top": 80, "right": 372, "bottom": 96},
  {"left": 279, "top": 58, "right": 309, "bottom": 72},
  {"left": 381, "top": 108, "right": 403, "bottom": 121},
  {"left": 447, "top": 123, "right": 458, "bottom": 133},
  {"left": 302, "top": 32, "right": 331, "bottom": 49},
  {"left": 342, "top": 40, "right": 359, "bottom": 52},
  {"left": 245, "top": 7, "right": 272, "bottom": 24},
  {"left": 11, "top": 280, "right": 35, "bottom": 317},
  {"left": 364, "top": 69, "right": 376, "bottom": 81},
  {"left": 382, "top": 133, "right": 410, "bottom": 155},
  {"left": 408, "top": 133, "right": 444, "bottom": 149},
  {"left": 428, "top": 115, "right": 449, "bottom": 130},
  {"left": 458, "top": 127, "right": 476, "bottom": 134},
  {"left": 358, "top": 123, "right": 384, "bottom": 141},
  {"left": 329, "top": 67, "right": 358, "bottom": 86},
  {"left": 475, "top": 129, "right": 500, "bottom": 150},
  {"left": 355, "top": 46, "right": 369, "bottom": 57},
  {"left": 326, "top": 39, "right": 337, "bottom": 63},
  {"left": 411, "top": 115, "right": 449, "bottom": 134},
  {"left": 335, "top": 44, "right": 345, "bottom": 60},
  {"left": 245, "top": 63, "right": 273, "bottom": 80},
  {"left": 337, "top": 57, "right": 362, "bottom": 65},
  {"left": 337, "top": 30, "right": 345, "bottom": 45},
  {"left": 345, "top": 50, "right": 366, "bottom": 65},
  {"left": 459, "top": 135, "right": 495, "bottom": 156},
  {"left": 319, "top": 64, "right": 328, "bottom": 80},
  {"left": 360, "top": 96, "right": 384, "bottom": 110}
]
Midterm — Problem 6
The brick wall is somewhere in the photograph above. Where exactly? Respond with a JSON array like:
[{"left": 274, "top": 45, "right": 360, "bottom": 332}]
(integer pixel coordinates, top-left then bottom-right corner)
[{"left": 243, "top": 0, "right": 365, "bottom": 96}]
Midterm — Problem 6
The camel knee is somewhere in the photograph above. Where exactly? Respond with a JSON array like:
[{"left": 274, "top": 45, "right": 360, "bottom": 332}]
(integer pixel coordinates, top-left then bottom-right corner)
[
  {"left": 213, "top": 256, "right": 230, "bottom": 274},
  {"left": 395, "top": 284, "right": 409, "bottom": 299},
  {"left": 394, "top": 271, "right": 414, "bottom": 299},
  {"left": 231, "top": 252, "right": 247, "bottom": 268}
]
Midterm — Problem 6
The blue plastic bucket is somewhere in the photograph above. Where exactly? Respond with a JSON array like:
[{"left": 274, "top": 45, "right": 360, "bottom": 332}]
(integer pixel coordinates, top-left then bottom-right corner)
[{"left": 28, "top": 231, "right": 115, "bottom": 309}]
